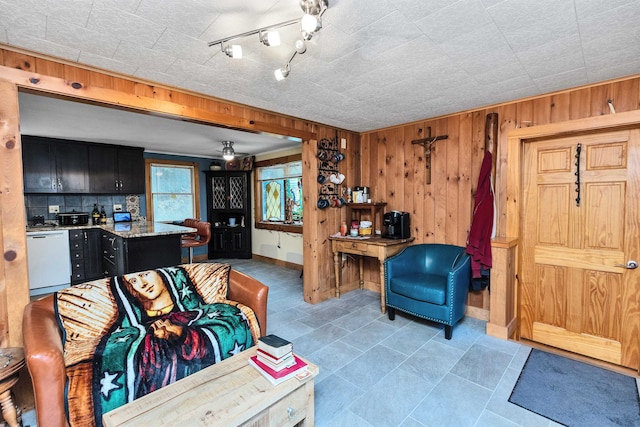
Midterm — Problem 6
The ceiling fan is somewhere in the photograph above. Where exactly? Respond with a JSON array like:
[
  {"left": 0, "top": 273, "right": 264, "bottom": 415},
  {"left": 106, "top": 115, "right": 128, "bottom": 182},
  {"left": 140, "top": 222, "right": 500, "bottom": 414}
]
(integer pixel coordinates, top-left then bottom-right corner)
[{"left": 219, "top": 141, "right": 249, "bottom": 160}]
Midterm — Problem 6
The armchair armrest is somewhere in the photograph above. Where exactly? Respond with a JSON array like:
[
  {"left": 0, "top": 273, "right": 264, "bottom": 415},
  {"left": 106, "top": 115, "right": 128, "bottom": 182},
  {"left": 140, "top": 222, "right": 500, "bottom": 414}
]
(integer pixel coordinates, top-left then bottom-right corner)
[
  {"left": 228, "top": 270, "right": 268, "bottom": 336},
  {"left": 23, "top": 295, "right": 69, "bottom": 427},
  {"left": 447, "top": 252, "right": 471, "bottom": 320}
]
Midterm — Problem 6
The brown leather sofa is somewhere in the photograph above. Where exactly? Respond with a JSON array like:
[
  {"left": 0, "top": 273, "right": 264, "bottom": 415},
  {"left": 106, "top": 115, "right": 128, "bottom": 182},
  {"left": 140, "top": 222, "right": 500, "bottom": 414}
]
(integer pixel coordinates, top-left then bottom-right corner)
[{"left": 23, "top": 267, "right": 268, "bottom": 427}]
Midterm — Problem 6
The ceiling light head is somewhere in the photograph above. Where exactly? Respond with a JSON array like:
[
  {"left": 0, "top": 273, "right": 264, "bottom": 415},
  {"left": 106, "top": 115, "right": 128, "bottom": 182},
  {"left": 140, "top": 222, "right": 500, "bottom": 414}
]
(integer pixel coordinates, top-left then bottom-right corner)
[
  {"left": 274, "top": 64, "right": 291, "bottom": 81},
  {"left": 300, "top": 13, "right": 318, "bottom": 33},
  {"left": 222, "top": 43, "right": 242, "bottom": 59},
  {"left": 222, "top": 141, "right": 236, "bottom": 160},
  {"left": 295, "top": 39, "right": 307, "bottom": 54},
  {"left": 259, "top": 30, "right": 281, "bottom": 47}
]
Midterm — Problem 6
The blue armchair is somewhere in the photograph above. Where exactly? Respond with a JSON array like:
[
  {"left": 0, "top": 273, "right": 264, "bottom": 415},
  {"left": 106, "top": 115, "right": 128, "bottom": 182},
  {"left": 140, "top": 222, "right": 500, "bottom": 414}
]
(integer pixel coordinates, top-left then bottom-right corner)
[{"left": 384, "top": 244, "right": 471, "bottom": 339}]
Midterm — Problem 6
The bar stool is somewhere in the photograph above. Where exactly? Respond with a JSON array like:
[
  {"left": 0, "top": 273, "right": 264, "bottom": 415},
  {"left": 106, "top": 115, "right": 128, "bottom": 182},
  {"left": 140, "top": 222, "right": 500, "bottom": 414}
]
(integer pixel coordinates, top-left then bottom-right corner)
[
  {"left": 181, "top": 221, "right": 211, "bottom": 263},
  {"left": 181, "top": 218, "right": 200, "bottom": 240}
]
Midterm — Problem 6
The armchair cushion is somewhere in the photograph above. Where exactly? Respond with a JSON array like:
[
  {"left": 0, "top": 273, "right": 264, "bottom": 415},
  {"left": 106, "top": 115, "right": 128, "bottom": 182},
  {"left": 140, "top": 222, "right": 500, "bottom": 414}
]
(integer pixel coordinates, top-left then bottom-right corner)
[{"left": 388, "top": 273, "right": 447, "bottom": 305}]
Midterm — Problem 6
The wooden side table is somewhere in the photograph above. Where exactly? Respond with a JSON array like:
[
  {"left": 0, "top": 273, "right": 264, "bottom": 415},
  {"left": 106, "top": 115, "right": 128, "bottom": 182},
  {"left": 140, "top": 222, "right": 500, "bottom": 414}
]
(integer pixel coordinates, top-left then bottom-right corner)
[
  {"left": 329, "top": 235, "right": 414, "bottom": 313},
  {"left": 0, "top": 348, "right": 25, "bottom": 427}
]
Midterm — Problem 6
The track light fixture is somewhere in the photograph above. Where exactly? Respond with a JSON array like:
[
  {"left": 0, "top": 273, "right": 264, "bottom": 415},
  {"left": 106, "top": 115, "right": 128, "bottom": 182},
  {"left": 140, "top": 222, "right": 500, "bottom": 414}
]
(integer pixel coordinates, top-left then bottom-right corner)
[
  {"left": 274, "top": 63, "right": 291, "bottom": 81},
  {"left": 208, "top": 0, "right": 328, "bottom": 80},
  {"left": 221, "top": 43, "right": 242, "bottom": 59},
  {"left": 259, "top": 30, "right": 281, "bottom": 47}
]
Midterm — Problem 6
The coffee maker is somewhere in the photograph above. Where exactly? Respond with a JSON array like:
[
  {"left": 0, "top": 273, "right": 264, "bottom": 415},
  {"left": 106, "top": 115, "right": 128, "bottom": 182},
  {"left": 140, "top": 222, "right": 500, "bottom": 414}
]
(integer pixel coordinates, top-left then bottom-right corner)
[{"left": 382, "top": 211, "right": 410, "bottom": 239}]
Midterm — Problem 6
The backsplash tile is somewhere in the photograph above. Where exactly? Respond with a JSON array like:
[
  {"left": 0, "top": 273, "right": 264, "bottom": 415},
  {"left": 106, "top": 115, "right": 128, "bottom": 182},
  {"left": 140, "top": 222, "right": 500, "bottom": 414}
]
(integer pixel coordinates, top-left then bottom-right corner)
[{"left": 25, "top": 193, "right": 143, "bottom": 224}]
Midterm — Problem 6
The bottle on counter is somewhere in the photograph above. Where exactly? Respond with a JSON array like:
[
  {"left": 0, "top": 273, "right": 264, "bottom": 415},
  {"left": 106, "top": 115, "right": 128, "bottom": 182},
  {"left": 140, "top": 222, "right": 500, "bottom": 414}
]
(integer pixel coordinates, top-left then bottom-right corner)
[
  {"left": 340, "top": 221, "right": 347, "bottom": 236},
  {"left": 92, "top": 204, "right": 100, "bottom": 225},
  {"left": 100, "top": 205, "right": 107, "bottom": 224}
]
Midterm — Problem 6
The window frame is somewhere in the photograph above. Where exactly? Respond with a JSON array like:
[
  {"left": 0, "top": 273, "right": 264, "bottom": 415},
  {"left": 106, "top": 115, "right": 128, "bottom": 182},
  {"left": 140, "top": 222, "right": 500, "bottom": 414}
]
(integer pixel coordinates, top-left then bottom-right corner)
[
  {"left": 145, "top": 158, "right": 201, "bottom": 223},
  {"left": 254, "top": 154, "right": 303, "bottom": 234}
]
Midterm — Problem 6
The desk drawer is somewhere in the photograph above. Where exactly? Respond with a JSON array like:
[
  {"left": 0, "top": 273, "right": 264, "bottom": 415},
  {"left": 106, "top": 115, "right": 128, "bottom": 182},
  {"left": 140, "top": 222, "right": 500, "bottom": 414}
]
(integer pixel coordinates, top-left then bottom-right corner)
[
  {"left": 343, "top": 241, "right": 376, "bottom": 256},
  {"left": 241, "top": 384, "right": 311, "bottom": 427}
]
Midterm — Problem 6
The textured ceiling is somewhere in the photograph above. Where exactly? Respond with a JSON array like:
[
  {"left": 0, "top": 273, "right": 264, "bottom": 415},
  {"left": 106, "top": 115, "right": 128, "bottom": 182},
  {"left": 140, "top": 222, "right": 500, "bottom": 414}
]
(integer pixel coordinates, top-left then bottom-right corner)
[{"left": 2, "top": 0, "right": 640, "bottom": 156}]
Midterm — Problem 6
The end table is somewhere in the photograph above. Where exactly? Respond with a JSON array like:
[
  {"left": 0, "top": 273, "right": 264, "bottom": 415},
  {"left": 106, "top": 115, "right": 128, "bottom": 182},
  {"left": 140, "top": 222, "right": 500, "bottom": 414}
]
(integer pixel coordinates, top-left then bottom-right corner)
[{"left": 0, "top": 348, "right": 25, "bottom": 427}]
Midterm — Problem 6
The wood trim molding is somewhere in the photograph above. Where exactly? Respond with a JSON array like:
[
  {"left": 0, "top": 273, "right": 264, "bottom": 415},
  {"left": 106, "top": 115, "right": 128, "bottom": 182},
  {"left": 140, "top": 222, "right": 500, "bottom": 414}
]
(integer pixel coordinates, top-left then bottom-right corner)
[
  {"left": 144, "top": 158, "right": 201, "bottom": 223},
  {"left": 252, "top": 254, "right": 303, "bottom": 271},
  {"left": 0, "top": 63, "right": 317, "bottom": 141},
  {"left": 0, "top": 79, "right": 30, "bottom": 347},
  {"left": 253, "top": 154, "right": 303, "bottom": 233}
]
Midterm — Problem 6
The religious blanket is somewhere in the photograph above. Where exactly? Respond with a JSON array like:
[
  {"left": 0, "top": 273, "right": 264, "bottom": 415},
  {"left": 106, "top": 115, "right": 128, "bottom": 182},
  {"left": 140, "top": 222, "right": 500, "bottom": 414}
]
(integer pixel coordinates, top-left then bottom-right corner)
[{"left": 55, "top": 263, "right": 260, "bottom": 427}]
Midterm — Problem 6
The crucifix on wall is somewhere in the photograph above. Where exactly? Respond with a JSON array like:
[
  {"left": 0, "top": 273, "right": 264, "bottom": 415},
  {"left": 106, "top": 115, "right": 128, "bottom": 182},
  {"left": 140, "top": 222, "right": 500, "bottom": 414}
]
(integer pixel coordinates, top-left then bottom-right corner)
[{"left": 411, "top": 127, "right": 448, "bottom": 184}]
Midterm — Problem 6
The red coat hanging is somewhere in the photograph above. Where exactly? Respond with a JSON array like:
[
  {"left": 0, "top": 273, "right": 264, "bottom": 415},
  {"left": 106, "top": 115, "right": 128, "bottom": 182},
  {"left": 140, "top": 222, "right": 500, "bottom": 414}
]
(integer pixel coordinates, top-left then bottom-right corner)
[{"left": 466, "top": 150, "right": 495, "bottom": 279}]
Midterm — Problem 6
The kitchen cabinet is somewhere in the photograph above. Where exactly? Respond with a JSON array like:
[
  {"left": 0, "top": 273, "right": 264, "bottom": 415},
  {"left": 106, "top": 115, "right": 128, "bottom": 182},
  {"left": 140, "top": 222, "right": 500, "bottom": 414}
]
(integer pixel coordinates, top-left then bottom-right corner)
[
  {"left": 89, "top": 144, "right": 145, "bottom": 194},
  {"left": 22, "top": 135, "right": 90, "bottom": 193},
  {"left": 101, "top": 230, "right": 182, "bottom": 276},
  {"left": 205, "top": 171, "right": 252, "bottom": 259},
  {"left": 69, "top": 228, "right": 103, "bottom": 284}
]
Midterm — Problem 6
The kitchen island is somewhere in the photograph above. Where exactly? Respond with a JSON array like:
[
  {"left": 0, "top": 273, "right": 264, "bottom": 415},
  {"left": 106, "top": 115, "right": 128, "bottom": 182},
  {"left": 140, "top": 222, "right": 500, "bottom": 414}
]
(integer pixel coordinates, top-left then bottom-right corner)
[
  {"left": 26, "top": 221, "right": 196, "bottom": 291},
  {"left": 100, "top": 221, "right": 196, "bottom": 278}
]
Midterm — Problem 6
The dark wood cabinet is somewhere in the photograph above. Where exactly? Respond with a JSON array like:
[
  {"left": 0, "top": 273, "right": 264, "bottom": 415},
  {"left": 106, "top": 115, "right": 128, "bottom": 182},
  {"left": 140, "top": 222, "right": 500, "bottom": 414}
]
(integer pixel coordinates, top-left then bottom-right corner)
[
  {"left": 89, "top": 144, "right": 145, "bottom": 194},
  {"left": 205, "top": 171, "right": 252, "bottom": 259},
  {"left": 101, "top": 230, "right": 124, "bottom": 277},
  {"left": 101, "top": 230, "right": 182, "bottom": 276},
  {"left": 22, "top": 136, "right": 144, "bottom": 194},
  {"left": 70, "top": 228, "right": 104, "bottom": 284},
  {"left": 22, "top": 135, "right": 90, "bottom": 193}
]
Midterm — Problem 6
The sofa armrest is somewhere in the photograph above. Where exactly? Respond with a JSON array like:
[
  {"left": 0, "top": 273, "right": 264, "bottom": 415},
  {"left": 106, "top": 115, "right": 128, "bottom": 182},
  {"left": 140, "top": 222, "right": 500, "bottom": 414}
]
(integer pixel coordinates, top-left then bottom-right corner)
[
  {"left": 228, "top": 270, "right": 268, "bottom": 336},
  {"left": 23, "top": 295, "right": 69, "bottom": 427}
]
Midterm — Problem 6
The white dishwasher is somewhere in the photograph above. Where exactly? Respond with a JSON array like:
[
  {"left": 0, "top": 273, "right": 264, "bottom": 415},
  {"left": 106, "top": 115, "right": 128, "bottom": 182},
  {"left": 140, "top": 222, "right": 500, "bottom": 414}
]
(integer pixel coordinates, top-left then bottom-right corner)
[{"left": 26, "top": 229, "right": 71, "bottom": 294}]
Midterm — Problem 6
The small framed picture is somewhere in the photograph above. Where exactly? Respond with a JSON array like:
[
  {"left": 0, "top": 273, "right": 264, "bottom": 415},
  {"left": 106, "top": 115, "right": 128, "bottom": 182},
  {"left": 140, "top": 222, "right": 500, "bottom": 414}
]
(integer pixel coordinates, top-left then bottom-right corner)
[{"left": 242, "top": 156, "right": 255, "bottom": 171}]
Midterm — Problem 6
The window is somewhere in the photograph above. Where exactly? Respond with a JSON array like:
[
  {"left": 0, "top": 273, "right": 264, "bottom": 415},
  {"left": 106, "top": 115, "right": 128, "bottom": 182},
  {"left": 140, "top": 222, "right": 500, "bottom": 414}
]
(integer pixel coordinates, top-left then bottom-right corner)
[
  {"left": 145, "top": 159, "right": 200, "bottom": 222},
  {"left": 255, "top": 156, "right": 302, "bottom": 233}
]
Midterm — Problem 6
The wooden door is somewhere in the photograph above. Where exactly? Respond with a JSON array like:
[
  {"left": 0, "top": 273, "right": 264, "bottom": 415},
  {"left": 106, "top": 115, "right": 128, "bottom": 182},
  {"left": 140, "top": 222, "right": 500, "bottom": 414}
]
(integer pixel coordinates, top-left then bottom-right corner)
[{"left": 520, "top": 130, "right": 640, "bottom": 368}]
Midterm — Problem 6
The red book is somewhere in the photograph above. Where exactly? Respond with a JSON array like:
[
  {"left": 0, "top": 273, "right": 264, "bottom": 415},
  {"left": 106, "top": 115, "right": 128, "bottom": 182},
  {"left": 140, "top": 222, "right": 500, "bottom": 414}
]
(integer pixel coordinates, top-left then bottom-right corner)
[
  {"left": 256, "top": 348, "right": 293, "bottom": 364},
  {"left": 249, "top": 354, "right": 308, "bottom": 385}
]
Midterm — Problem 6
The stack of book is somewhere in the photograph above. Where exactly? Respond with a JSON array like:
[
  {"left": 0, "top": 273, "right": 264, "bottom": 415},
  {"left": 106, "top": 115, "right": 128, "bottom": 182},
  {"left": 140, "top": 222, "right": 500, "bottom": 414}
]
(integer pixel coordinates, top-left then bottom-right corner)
[{"left": 249, "top": 334, "right": 309, "bottom": 385}]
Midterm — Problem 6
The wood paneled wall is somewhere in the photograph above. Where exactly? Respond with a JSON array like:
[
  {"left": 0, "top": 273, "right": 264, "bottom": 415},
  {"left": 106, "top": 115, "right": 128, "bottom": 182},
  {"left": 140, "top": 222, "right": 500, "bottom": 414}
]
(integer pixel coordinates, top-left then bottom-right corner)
[{"left": 359, "top": 76, "right": 640, "bottom": 311}]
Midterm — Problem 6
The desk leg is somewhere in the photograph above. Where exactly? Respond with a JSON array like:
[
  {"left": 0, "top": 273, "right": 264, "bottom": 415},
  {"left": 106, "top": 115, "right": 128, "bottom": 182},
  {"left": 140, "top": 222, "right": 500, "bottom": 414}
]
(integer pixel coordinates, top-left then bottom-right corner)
[
  {"left": 333, "top": 251, "right": 341, "bottom": 298},
  {"left": 358, "top": 256, "right": 364, "bottom": 290},
  {"left": 379, "top": 258, "right": 386, "bottom": 314}
]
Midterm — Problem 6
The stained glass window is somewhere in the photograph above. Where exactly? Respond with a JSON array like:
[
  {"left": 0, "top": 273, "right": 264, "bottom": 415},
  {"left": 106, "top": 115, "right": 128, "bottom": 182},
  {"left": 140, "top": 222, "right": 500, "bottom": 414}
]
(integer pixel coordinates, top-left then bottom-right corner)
[{"left": 257, "top": 161, "right": 303, "bottom": 223}]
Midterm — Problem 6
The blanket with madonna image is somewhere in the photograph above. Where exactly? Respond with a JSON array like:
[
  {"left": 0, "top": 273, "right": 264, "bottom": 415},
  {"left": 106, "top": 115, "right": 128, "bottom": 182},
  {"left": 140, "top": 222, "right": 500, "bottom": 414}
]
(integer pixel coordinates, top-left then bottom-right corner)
[{"left": 55, "top": 263, "right": 260, "bottom": 427}]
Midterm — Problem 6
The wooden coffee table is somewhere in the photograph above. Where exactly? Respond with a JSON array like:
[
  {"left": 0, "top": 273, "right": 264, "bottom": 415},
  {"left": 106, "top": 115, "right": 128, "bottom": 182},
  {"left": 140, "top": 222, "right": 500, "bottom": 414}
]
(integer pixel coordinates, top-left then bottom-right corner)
[{"left": 102, "top": 347, "right": 318, "bottom": 427}]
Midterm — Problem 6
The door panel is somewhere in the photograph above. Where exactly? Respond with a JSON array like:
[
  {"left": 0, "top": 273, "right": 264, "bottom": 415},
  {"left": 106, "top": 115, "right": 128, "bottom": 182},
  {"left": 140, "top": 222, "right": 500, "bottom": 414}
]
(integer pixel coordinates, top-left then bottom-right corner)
[{"left": 520, "top": 130, "right": 640, "bottom": 369}]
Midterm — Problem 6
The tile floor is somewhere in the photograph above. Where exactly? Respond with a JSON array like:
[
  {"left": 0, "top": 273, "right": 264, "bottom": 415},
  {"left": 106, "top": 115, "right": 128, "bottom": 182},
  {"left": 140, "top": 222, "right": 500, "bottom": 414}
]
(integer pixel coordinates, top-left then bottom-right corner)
[
  {"left": 227, "top": 259, "right": 560, "bottom": 427},
  {"left": 23, "top": 259, "right": 632, "bottom": 426}
]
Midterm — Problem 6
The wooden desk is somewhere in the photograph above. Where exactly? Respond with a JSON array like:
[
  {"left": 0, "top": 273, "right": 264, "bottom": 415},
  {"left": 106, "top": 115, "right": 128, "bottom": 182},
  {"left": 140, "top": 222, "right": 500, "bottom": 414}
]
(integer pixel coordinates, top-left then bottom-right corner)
[
  {"left": 329, "top": 235, "right": 415, "bottom": 313},
  {"left": 103, "top": 347, "right": 318, "bottom": 427}
]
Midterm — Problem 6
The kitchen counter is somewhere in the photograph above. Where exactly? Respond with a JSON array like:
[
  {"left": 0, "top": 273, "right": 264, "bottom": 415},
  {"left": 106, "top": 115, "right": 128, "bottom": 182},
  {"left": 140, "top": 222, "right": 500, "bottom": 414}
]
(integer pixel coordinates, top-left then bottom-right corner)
[
  {"left": 27, "top": 221, "right": 196, "bottom": 237},
  {"left": 26, "top": 221, "right": 199, "bottom": 290}
]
